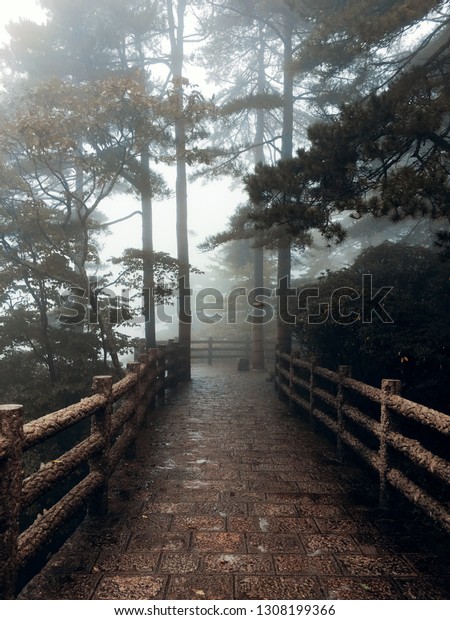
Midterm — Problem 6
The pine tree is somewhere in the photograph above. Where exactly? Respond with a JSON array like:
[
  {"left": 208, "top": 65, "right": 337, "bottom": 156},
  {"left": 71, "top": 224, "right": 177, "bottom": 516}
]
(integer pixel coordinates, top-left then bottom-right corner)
[
  {"left": 243, "top": 2, "right": 449, "bottom": 262},
  {"left": 0, "top": 75, "right": 159, "bottom": 379},
  {"left": 199, "top": 0, "right": 318, "bottom": 354},
  {"left": 2, "top": 0, "right": 173, "bottom": 351}
]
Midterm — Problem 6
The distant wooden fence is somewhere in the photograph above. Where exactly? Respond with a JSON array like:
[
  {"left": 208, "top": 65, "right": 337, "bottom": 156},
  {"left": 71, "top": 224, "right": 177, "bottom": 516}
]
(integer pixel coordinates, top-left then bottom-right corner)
[
  {"left": 0, "top": 342, "right": 186, "bottom": 599},
  {"left": 190, "top": 337, "right": 276, "bottom": 365},
  {"left": 191, "top": 337, "right": 251, "bottom": 365},
  {"left": 275, "top": 351, "right": 450, "bottom": 535}
]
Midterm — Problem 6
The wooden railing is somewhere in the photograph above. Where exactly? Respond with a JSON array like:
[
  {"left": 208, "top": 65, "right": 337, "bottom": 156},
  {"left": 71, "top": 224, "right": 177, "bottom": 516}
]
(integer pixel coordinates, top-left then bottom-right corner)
[
  {"left": 275, "top": 351, "right": 450, "bottom": 535},
  {"left": 191, "top": 337, "right": 251, "bottom": 365},
  {"left": 0, "top": 342, "right": 185, "bottom": 599}
]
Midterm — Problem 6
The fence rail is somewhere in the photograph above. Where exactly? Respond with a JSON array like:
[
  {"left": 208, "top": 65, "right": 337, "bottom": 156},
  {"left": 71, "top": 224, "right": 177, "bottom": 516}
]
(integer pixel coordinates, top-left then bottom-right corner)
[
  {"left": 190, "top": 337, "right": 278, "bottom": 365},
  {"left": 0, "top": 342, "right": 186, "bottom": 599},
  {"left": 275, "top": 351, "right": 450, "bottom": 535},
  {"left": 191, "top": 337, "right": 251, "bottom": 365}
]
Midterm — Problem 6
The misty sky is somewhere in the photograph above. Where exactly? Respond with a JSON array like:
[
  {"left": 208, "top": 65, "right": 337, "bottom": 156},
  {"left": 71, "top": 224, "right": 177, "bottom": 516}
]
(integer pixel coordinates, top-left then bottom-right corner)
[{"left": 0, "top": 1, "right": 46, "bottom": 38}]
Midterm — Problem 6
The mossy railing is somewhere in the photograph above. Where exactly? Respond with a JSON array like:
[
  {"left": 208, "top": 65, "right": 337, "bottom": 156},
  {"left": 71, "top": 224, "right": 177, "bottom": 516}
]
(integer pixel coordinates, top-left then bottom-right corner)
[
  {"left": 0, "top": 342, "right": 186, "bottom": 599},
  {"left": 275, "top": 351, "right": 450, "bottom": 535}
]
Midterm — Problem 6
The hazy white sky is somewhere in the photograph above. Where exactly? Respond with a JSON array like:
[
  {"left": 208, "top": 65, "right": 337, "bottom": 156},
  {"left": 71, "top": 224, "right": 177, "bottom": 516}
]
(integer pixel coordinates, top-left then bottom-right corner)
[{"left": 0, "top": 1, "right": 46, "bottom": 40}]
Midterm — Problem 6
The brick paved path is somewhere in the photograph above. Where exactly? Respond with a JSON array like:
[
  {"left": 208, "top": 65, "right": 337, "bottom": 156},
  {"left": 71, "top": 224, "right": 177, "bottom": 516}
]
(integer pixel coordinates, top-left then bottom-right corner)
[{"left": 20, "top": 364, "right": 450, "bottom": 600}]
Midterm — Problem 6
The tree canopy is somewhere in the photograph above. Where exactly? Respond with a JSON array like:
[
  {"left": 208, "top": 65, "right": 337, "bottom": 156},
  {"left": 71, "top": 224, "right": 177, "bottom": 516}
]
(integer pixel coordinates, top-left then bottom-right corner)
[
  {"left": 243, "top": 2, "right": 450, "bottom": 248},
  {"left": 294, "top": 242, "right": 450, "bottom": 411}
]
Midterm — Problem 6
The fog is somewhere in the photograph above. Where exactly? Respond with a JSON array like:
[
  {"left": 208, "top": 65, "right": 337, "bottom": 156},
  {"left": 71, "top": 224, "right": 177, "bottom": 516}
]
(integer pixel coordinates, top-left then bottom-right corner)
[{"left": 0, "top": 0, "right": 448, "bottom": 412}]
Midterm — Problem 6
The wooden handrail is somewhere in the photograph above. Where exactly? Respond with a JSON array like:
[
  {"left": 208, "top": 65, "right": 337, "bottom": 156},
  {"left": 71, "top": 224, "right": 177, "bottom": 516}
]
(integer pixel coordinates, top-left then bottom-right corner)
[
  {"left": 274, "top": 351, "right": 450, "bottom": 535},
  {"left": 0, "top": 344, "right": 186, "bottom": 599}
]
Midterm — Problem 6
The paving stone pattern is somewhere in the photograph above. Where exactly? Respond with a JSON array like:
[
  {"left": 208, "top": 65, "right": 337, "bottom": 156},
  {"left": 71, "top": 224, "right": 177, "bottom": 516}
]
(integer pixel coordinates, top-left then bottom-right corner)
[{"left": 19, "top": 364, "right": 450, "bottom": 600}]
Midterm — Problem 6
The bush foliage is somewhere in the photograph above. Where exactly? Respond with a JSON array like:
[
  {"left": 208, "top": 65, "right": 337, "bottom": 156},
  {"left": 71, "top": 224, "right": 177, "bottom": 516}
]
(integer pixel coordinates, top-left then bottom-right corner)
[{"left": 294, "top": 243, "right": 450, "bottom": 411}]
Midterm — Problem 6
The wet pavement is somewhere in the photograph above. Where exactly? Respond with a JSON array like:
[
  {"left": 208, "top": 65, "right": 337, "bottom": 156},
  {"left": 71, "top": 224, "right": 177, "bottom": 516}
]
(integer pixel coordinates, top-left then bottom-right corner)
[{"left": 19, "top": 364, "right": 450, "bottom": 600}]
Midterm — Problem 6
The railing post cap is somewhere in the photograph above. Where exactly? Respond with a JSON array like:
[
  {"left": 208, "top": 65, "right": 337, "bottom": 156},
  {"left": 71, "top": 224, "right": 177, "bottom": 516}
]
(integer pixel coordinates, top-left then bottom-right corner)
[
  {"left": 127, "top": 361, "right": 141, "bottom": 372},
  {"left": 0, "top": 405, "right": 23, "bottom": 430},
  {"left": 0, "top": 404, "right": 23, "bottom": 411},
  {"left": 92, "top": 375, "right": 113, "bottom": 387},
  {"left": 381, "top": 378, "right": 401, "bottom": 394}
]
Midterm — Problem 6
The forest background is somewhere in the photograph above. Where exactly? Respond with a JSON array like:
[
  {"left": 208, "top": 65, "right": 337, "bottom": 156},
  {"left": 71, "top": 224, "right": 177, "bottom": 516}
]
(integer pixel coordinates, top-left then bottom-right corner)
[{"left": 0, "top": 0, "right": 449, "bottom": 420}]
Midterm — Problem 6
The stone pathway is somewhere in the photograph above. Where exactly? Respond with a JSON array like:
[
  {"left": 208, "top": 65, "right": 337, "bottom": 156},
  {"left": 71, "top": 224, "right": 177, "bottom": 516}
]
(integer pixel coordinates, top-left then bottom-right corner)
[{"left": 19, "top": 364, "right": 450, "bottom": 600}]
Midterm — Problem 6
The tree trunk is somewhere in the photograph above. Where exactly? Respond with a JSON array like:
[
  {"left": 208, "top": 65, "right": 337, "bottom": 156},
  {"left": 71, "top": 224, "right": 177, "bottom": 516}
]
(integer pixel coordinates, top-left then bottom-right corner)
[
  {"left": 277, "top": 18, "right": 294, "bottom": 355},
  {"left": 141, "top": 150, "right": 156, "bottom": 349},
  {"left": 168, "top": 0, "right": 191, "bottom": 380},
  {"left": 35, "top": 280, "right": 59, "bottom": 382},
  {"left": 135, "top": 36, "right": 157, "bottom": 350},
  {"left": 252, "top": 24, "right": 267, "bottom": 370},
  {"left": 98, "top": 314, "right": 124, "bottom": 378}
]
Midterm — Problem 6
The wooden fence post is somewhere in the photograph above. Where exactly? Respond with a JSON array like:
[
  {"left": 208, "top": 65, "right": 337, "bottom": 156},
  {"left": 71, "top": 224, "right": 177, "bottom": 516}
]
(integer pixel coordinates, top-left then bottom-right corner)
[
  {"left": 166, "top": 339, "right": 175, "bottom": 387},
  {"left": 158, "top": 345, "right": 167, "bottom": 401},
  {"left": 0, "top": 405, "right": 24, "bottom": 599},
  {"left": 337, "top": 365, "right": 352, "bottom": 462},
  {"left": 288, "top": 353, "right": 296, "bottom": 413},
  {"left": 379, "top": 378, "right": 401, "bottom": 506},
  {"left": 208, "top": 337, "right": 213, "bottom": 366},
  {"left": 146, "top": 348, "right": 159, "bottom": 420},
  {"left": 276, "top": 348, "right": 289, "bottom": 402},
  {"left": 173, "top": 341, "right": 180, "bottom": 386},
  {"left": 245, "top": 335, "right": 251, "bottom": 361},
  {"left": 274, "top": 348, "right": 281, "bottom": 397},
  {"left": 273, "top": 347, "right": 280, "bottom": 392},
  {"left": 125, "top": 361, "right": 141, "bottom": 460},
  {"left": 309, "top": 356, "right": 316, "bottom": 422},
  {"left": 167, "top": 340, "right": 178, "bottom": 387},
  {"left": 187, "top": 343, "right": 192, "bottom": 381},
  {"left": 179, "top": 341, "right": 191, "bottom": 381},
  {"left": 88, "top": 377, "right": 113, "bottom": 517},
  {"left": 138, "top": 353, "right": 153, "bottom": 427},
  {"left": 277, "top": 350, "right": 284, "bottom": 401}
]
